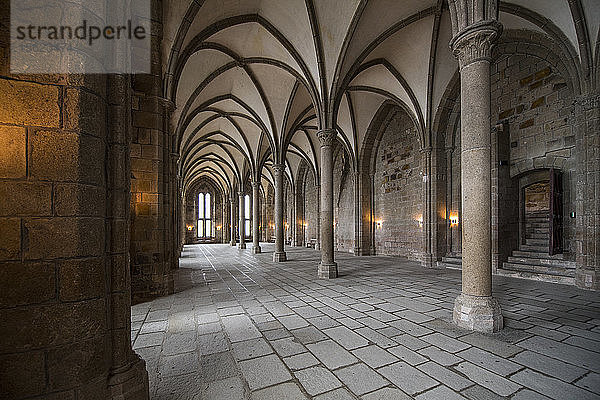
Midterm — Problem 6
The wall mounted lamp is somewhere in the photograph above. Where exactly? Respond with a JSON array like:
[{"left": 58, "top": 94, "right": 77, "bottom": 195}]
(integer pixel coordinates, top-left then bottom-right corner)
[{"left": 449, "top": 212, "right": 459, "bottom": 227}]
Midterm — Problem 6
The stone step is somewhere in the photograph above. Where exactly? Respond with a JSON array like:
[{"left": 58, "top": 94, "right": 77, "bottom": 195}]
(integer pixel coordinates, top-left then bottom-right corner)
[
  {"left": 525, "top": 222, "right": 549, "bottom": 229},
  {"left": 507, "top": 256, "right": 576, "bottom": 269},
  {"left": 525, "top": 213, "right": 549, "bottom": 219},
  {"left": 437, "top": 256, "right": 462, "bottom": 270},
  {"left": 526, "top": 233, "right": 549, "bottom": 240},
  {"left": 512, "top": 250, "right": 565, "bottom": 260},
  {"left": 525, "top": 238, "right": 549, "bottom": 246},
  {"left": 502, "top": 262, "right": 575, "bottom": 277},
  {"left": 496, "top": 268, "right": 575, "bottom": 285},
  {"left": 525, "top": 220, "right": 549, "bottom": 226},
  {"left": 520, "top": 244, "right": 548, "bottom": 252},
  {"left": 525, "top": 228, "right": 549, "bottom": 234},
  {"left": 437, "top": 261, "right": 462, "bottom": 270}
]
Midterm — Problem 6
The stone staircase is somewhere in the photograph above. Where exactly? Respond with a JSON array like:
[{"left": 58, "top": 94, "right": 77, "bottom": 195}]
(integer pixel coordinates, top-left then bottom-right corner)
[
  {"left": 436, "top": 255, "right": 463, "bottom": 270},
  {"left": 438, "top": 212, "right": 576, "bottom": 285},
  {"left": 497, "top": 212, "right": 575, "bottom": 284}
]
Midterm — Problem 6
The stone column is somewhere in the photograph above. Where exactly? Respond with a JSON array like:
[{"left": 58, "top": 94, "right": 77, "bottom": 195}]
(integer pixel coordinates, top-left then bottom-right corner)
[
  {"left": 318, "top": 129, "right": 338, "bottom": 278},
  {"left": 450, "top": 22, "right": 503, "bottom": 332},
  {"left": 445, "top": 147, "right": 454, "bottom": 254},
  {"left": 315, "top": 184, "right": 321, "bottom": 251},
  {"left": 422, "top": 147, "right": 434, "bottom": 267},
  {"left": 353, "top": 171, "right": 361, "bottom": 255},
  {"left": 238, "top": 191, "right": 246, "bottom": 249},
  {"left": 294, "top": 187, "right": 304, "bottom": 247},
  {"left": 273, "top": 164, "right": 287, "bottom": 261},
  {"left": 230, "top": 195, "right": 236, "bottom": 246},
  {"left": 575, "top": 94, "right": 600, "bottom": 289},
  {"left": 252, "top": 181, "right": 262, "bottom": 253}
]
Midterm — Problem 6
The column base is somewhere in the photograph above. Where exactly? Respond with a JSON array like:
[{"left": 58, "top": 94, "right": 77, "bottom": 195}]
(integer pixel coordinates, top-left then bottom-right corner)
[
  {"left": 238, "top": 243, "right": 246, "bottom": 249},
  {"left": 318, "top": 262, "right": 338, "bottom": 279},
  {"left": 315, "top": 243, "right": 320, "bottom": 251},
  {"left": 230, "top": 242, "right": 236, "bottom": 247},
  {"left": 273, "top": 252, "right": 287, "bottom": 262},
  {"left": 107, "top": 355, "right": 149, "bottom": 400},
  {"left": 252, "top": 245, "right": 262, "bottom": 254},
  {"left": 453, "top": 293, "right": 503, "bottom": 333},
  {"left": 576, "top": 268, "right": 599, "bottom": 290}
]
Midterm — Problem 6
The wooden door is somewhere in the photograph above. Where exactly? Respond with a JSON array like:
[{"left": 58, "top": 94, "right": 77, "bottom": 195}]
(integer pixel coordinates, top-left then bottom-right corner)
[{"left": 549, "top": 168, "right": 563, "bottom": 255}]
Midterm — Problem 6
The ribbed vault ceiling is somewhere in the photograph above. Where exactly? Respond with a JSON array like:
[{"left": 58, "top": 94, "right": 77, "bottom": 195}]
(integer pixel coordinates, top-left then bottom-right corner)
[{"left": 164, "top": 0, "right": 598, "bottom": 195}]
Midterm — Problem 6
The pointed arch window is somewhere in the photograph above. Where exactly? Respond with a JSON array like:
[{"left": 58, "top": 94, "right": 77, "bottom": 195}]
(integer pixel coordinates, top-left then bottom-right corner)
[{"left": 198, "top": 192, "right": 212, "bottom": 238}]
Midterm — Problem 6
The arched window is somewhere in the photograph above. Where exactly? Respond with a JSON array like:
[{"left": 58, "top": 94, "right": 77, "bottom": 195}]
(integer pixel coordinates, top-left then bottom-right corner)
[
  {"left": 244, "top": 194, "right": 251, "bottom": 237},
  {"left": 198, "top": 192, "right": 212, "bottom": 238}
]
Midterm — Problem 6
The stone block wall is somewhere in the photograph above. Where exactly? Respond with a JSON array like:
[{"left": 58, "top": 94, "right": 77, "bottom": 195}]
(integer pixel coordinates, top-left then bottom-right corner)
[
  {"left": 333, "top": 147, "right": 355, "bottom": 252},
  {"left": 491, "top": 54, "right": 576, "bottom": 258},
  {"left": 264, "top": 184, "right": 275, "bottom": 241},
  {"left": 373, "top": 111, "right": 424, "bottom": 259},
  {"left": 304, "top": 170, "right": 318, "bottom": 244},
  {"left": 129, "top": 0, "right": 177, "bottom": 302},
  {"left": 0, "top": 35, "right": 146, "bottom": 400}
]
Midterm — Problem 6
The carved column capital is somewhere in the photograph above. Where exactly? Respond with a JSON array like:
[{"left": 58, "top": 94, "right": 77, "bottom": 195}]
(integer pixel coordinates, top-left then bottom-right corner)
[
  {"left": 251, "top": 181, "right": 261, "bottom": 189},
  {"left": 450, "top": 21, "right": 502, "bottom": 68},
  {"left": 272, "top": 163, "right": 285, "bottom": 174},
  {"left": 317, "top": 129, "right": 337, "bottom": 147}
]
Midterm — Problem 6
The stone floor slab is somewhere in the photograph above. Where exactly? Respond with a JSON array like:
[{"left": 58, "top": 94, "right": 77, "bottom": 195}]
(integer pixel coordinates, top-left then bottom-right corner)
[
  {"left": 132, "top": 244, "right": 600, "bottom": 400},
  {"left": 334, "top": 363, "right": 389, "bottom": 396},
  {"left": 377, "top": 361, "right": 438, "bottom": 395},
  {"left": 295, "top": 366, "right": 342, "bottom": 396},
  {"left": 239, "top": 354, "right": 292, "bottom": 390}
]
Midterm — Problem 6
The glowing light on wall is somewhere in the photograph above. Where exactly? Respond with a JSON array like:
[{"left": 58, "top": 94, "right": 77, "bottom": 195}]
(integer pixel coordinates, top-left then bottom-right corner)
[
  {"left": 449, "top": 212, "right": 459, "bottom": 227},
  {"left": 375, "top": 219, "right": 382, "bottom": 229},
  {"left": 415, "top": 214, "right": 423, "bottom": 228},
  {"left": 186, "top": 225, "right": 194, "bottom": 231},
  {"left": 216, "top": 225, "right": 222, "bottom": 231}
]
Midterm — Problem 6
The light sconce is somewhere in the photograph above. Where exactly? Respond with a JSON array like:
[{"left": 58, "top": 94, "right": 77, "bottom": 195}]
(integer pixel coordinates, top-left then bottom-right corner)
[
  {"left": 216, "top": 225, "right": 222, "bottom": 231},
  {"left": 186, "top": 225, "right": 194, "bottom": 231},
  {"left": 375, "top": 220, "right": 382, "bottom": 229},
  {"left": 416, "top": 215, "right": 423, "bottom": 228},
  {"left": 449, "top": 212, "right": 459, "bottom": 227}
]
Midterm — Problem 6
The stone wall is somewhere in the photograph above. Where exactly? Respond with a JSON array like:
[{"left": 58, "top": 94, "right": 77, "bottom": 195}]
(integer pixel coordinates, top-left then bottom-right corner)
[
  {"left": 333, "top": 145, "right": 355, "bottom": 252},
  {"left": 264, "top": 184, "right": 275, "bottom": 241},
  {"left": 129, "top": 0, "right": 177, "bottom": 302},
  {"left": 491, "top": 54, "right": 576, "bottom": 258},
  {"left": 304, "top": 170, "right": 318, "bottom": 244},
  {"left": 0, "top": 16, "right": 147, "bottom": 398},
  {"left": 373, "top": 111, "right": 423, "bottom": 259}
]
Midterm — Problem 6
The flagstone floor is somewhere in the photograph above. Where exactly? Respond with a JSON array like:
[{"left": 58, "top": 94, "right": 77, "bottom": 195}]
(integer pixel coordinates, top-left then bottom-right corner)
[{"left": 131, "top": 243, "right": 600, "bottom": 399}]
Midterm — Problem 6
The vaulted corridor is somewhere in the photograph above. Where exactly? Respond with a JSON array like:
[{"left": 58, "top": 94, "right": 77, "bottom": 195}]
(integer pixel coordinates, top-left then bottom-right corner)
[
  {"left": 132, "top": 244, "right": 600, "bottom": 399},
  {"left": 1, "top": 0, "right": 599, "bottom": 398}
]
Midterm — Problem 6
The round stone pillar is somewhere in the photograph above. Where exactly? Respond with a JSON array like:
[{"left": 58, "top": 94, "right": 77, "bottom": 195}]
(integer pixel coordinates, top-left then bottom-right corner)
[
  {"left": 273, "top": 164, "right": 287, "bottom": 261},
  {"left": 252, "top": 181, "right": 262, "bottom": 254},
  {"left": 315, "top": 184, "right": 321, "bottom": 251},
  {"left": 238, "top": 192, "right": 246, "bottom": 249},
  {"left": 230, "top": 195, "right": 236, "bottom": 246},
  {"left": 317, "top": 129, "right": 338, "bottom": 278},
  {"left": 450, "top": 23, "right": 503, "bottom": 333}
]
